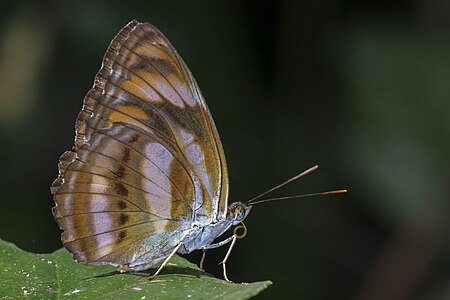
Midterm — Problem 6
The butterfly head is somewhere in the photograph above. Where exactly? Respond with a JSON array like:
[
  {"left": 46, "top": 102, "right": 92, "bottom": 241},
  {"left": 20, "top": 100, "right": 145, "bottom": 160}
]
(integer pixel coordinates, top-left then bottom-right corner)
[{"left": 227, "top": 202, "right": 252, "bottom": 225}]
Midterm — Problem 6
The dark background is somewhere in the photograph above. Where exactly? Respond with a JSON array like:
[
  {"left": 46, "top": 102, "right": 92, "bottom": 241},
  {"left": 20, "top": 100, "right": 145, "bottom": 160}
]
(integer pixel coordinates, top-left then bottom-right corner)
[{"left": 1, "top": 1, "right": 449, "bottom": 299}]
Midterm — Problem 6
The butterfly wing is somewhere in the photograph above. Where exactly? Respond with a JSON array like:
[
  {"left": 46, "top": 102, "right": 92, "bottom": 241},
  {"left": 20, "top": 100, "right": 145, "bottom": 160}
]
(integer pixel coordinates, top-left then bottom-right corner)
[{"left": 51, "top": 20, "right": 229, "bottom": 268}]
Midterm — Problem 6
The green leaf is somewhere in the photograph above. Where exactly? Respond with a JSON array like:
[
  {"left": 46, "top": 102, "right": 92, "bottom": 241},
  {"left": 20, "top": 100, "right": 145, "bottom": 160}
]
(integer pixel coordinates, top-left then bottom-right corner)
[{"left": 0, "top": 239, "right": 271, "bottom": 299}]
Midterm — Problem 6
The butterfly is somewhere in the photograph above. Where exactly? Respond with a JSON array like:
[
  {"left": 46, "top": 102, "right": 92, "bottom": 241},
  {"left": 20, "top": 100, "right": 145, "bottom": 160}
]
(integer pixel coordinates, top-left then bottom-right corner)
[{"left": 51, "top": 20, "right": 345, "bottom": 282}]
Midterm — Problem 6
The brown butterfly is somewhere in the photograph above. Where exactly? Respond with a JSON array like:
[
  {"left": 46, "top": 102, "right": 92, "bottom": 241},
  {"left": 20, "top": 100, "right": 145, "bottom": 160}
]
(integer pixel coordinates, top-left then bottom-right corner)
[{"left": 51, "top": 20, "right": 345, "bottom": 282}]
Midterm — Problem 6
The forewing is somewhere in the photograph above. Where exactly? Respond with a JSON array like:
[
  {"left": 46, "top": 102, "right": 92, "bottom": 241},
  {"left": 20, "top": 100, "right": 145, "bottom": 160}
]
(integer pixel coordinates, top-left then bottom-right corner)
[
  {"left": 51, "top": 20, "right": 229, "bottom": 266},
  {"left": 76, "top": 20, "right": 227, "bottom": 220}
]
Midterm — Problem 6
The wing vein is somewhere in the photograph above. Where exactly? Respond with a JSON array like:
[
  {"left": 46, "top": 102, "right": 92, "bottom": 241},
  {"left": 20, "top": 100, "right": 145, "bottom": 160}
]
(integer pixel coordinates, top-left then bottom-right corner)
[
  {"left": 95, "top": 124, "right": 192, "bottom": 203},
  {"left": 75, "top": 146, "right": 176, "bottom": 199},
  {"left": 65, "top": 168, "right": 190, "bottom": 210}
]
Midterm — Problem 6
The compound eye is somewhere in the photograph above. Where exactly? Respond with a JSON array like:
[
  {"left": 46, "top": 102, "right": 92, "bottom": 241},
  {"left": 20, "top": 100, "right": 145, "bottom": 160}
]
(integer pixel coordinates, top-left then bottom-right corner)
[{"left": 234, "top": 206, "right": 245, "bottom": 221}]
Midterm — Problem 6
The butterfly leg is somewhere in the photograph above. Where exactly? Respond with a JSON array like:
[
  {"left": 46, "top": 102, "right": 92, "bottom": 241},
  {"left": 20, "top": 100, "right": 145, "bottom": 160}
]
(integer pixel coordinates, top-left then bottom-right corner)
[
  {"left": 202, "top": 234, "right": 236, "bottom": 250},
  {"left": 199, "top": 235, "right": 236, "bottom": 273},
  {"left": 199, "top": 249, "right": 207, "bottom": 271},
  {"left": 148, "top": 242, "right": 183, "bottom": 281},
  {"left": 201, "top": 234, "right": 240, "bottom": 282},
  {"left": 219, "top": 234, "right": 238, "bottom": 283}
]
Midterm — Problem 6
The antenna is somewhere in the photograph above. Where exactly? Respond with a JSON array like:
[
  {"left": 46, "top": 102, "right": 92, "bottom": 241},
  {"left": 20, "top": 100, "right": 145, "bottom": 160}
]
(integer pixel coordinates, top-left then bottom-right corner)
[
  {"left": 246, "top": 165, "right": 319, "bottom": 204},
  {"left": 247, "top": 189, "right": 347, "bottom": 206}
]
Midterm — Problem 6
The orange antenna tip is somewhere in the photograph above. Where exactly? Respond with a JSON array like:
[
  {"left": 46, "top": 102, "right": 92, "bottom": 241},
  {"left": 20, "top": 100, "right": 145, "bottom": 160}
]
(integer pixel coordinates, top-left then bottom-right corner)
[{"left": 324, "top": 189, "right": 347, "bottom": 195}]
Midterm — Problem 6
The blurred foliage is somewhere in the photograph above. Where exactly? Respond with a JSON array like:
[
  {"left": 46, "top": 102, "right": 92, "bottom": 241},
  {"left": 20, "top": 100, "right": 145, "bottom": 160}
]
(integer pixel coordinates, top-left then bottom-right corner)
[{"left": 0, "top": 1, "right": 449, "bottom": 299}]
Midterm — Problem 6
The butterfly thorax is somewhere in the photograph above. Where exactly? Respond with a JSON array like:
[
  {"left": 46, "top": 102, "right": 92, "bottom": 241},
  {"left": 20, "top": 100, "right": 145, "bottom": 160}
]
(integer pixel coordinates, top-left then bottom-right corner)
[{"left": 179, "top": 202, "right": 251, "bottom": 254}]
